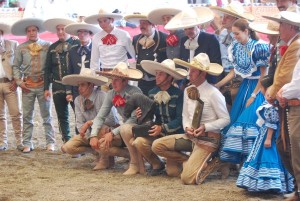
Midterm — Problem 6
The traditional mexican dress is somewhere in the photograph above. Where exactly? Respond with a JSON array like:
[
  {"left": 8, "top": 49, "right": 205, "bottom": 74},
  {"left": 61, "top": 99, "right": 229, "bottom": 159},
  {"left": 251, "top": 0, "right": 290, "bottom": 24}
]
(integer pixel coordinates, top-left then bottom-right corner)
[
  {"left": 220, "top": 38, "right": 269, "bottom": 164},
  {"left": 236, "top": 102, "right": 294, "bottom": 193}
]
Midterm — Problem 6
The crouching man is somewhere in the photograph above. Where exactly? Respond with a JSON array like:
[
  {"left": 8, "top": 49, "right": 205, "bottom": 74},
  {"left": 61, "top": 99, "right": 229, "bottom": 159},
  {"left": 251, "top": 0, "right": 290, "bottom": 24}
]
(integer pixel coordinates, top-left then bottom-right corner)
[{"left": 152, "top": 53, "right": 230, "bottom": 184}]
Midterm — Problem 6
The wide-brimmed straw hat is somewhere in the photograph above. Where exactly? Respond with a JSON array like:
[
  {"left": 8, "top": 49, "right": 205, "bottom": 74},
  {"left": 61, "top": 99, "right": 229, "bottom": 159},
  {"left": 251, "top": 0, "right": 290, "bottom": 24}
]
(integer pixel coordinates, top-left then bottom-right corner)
[
  {"left": 43, "top": 18, "right": 75, "bottom": 33},
  {"left": 263, "top": 5, "right": 300, "bottom": 27},
  {"left": 210, "top": 1, "right": 255, "bottom": 21},
  {"left": 124, "top": 13, "right": 149, "bottom": 25},
  {"left": 174, "top": 53, "right": 223, "bottom": 76},
  {"left": 0, "top": 22, "right": 11, "bottom": 35},
  {"left": 97, "top": 62, "right": 143, "bottom": 81},
  {"left": 249, "top": 15, "right": 280, "bottom": 35},
  {"left": 164, "top": 7, "right": 214, "bottom": 30},
  {"left": 11, "top": 18, "right": 46, "bottom": 36},
  {"left": 84, "top": 9, "right": 123, "bottom": 24},
  {"left": 147, "top": 8, "right": 181, "bottom": 25},
  {"left": 62, "top": 68, "right": 108, "bottom": 86},
  {"left": 141, "top": 59, "right": 188, "bottom": 80},
  {"left": 64, "top": 22, "right": 100, "bottom": 36}
]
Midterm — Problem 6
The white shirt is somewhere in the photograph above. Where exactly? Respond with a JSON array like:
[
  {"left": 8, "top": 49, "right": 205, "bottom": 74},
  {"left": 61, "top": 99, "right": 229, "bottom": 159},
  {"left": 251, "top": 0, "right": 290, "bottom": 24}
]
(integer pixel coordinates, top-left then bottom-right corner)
[
  {"left": 182, "top": 81, "right": 230, "bottom": 133},
  {"left": 90, "top": 27, "right": 135, "bottom": 70},
  {"left": 281, "top": 58, "right": 300, "bottom": 99},
  {"left": 0, "top": 55, "right": 7, "bottom": 79}
]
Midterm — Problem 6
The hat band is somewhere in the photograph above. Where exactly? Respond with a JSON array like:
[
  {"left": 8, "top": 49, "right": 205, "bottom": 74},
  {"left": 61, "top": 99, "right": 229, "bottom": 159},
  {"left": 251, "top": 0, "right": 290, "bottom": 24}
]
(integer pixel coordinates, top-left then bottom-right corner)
[
  {"left": 111, "top": 68, "right": 129, "bottom": 77},
  {"left": 191, "top": 59, "right": 210, "bottom": 70},
  {"left": 267, "top": 22, "right": 279, "bottom": 31}
]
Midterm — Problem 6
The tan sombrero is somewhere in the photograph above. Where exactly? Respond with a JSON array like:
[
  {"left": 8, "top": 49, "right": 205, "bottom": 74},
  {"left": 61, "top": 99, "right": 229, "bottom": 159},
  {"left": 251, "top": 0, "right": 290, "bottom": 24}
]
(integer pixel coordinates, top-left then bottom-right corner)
[
  {"left": 11, "top": 18, "right": 46, "bottom": 36},
  {"left": 124, "top": 13, "right": 149, "bottom": 25},
  {"left": 249, "top": 19, "right": 279, "bottom": 35},
  {"left": 141, "top": 59, "right": 188, "bottom": 80},
  {"left": 64, "top": 22, "right": 101, "bottom": 36},
  {"left": 97, "top": 62, "right": 143, "bottom": 81},
  {"left": 263, "top": 5, "right": 300, "bottom": 27},
  {"left": 165, "top": 7, "right": 214, "bottom": 30},
  {"left": 147, "top": 8, "right": 181, "bottom": 25},
  {"left": 174, "top": 53, "right": 223, "bottom": 76},
  {"left": 0, "top": 22, "right": 11, "bottom": 35},
  {"left": 210, "top": 1, "right": 255, "bottom": 21},
  {"left": 43, "top": 18, "right": 75, "bottom": 33},
  {"left": 84, "top": 9, "right": 123, "bottom": 25},
  {"left": 62, "top": 68, "right": 108, "bottom": 86}
]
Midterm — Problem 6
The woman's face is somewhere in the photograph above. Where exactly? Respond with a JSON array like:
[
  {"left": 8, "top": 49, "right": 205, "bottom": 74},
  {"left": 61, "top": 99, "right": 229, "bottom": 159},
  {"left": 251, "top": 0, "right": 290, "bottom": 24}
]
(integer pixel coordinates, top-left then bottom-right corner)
[{"left": 232, "top": 26, "right": 249, "bottom": 44}]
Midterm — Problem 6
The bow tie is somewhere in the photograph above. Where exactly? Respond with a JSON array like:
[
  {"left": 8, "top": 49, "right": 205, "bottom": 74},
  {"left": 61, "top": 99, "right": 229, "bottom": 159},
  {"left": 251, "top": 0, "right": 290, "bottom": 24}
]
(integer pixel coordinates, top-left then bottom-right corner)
[
  {"left": 279, "top": 45, "right": 288, "bottom": 56},
  {"left": 112, "top": 94, "right": 126, "bottom": 107},
  {"left": 83, "top": 99, "right": 94, "bottom": 111},
  {"left": 154, "top": 91, "right": 171, "bottom": 104},
  {"left": 28, "top": 42, "right": 43, "bottom": 56},
  {"left": 166, "top": 34, "right": 179, "bottom": 47},
  {"left": 101, "top": 34, "right": 117, "bottom": 45},
  {"left": 139, "top": 36, "right": 155, "bottom": 49},
  {"left": 77, "top": 45, "right": 90, "bottom": 56},
  {"left": 184, "top": 38, "right": 199, "bottom": 50}
]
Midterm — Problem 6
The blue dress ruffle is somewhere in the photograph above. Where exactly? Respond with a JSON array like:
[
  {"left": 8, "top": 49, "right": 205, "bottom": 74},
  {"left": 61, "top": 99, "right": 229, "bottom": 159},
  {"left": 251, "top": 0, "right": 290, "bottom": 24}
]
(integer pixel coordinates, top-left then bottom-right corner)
[{"left": 236, "top": 102, "right": 294, "bottom": 193}]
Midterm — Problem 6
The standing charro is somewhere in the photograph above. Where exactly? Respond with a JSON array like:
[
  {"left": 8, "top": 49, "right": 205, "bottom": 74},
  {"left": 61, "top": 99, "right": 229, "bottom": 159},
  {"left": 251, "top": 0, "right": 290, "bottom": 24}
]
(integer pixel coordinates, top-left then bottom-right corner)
[
  {"left": 0, "top": 22, "right": 23, "bottom": 151},
  {"left": 43, "top": 17, "right": 80, "bottom": 143},
  {"left": 12, "top": 18, "right": 55, "bottom": 153}
]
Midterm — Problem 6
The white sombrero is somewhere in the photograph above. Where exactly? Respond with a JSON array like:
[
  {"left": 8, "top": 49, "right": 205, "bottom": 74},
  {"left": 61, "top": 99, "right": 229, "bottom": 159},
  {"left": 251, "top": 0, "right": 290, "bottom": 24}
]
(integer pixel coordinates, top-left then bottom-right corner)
[
  {"left": 263, "top": 5, "right": 300, "bottom": 27},
  {"left": 84, "top": 9, "right": 123, "bottom": 25},
  {"left": 210, "top": 1, "right": 255, "bottom": 21},
  {"left": 0, "top": 22, "right": 11, "bottom": 35},
  {"left": 165, "top": 7, "right": 214, "bottom": 30},
  {"left": 174, "top": 53, "right": 223, "bottom": 76},
  {"left": 147, "top": 8, "right": 181, "bottom": 25},
  {"left": 43, "top": 18, "right": 75, "bottom": 33},
  {"left": 62, "top": 68, "right": 108, "bottom": 86},
  {"left": 11, "top": 18, "right": 46, "bottom": 36},
  {"left": 97, "top": 62, "right": 143, "bottom": 81},
  {"left": 64, "top": 22, "right": 101, "bottom": 36},
  {"left": 249, "top": 18, "right": 279, "bottom": 35},
  {"left": 124, "top": 13, "right": 149, "bottom": 26},
  {"left": 141, "top": 59, "right": 188, "bottom": 80}
]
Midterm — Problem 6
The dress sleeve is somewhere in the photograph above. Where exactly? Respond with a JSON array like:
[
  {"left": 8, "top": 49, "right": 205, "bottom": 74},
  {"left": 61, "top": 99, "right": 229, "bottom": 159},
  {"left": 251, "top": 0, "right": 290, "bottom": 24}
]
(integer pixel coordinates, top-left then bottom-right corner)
[
  {"left": 264, "top": 106, "right": 279, "bottom": 130},
  {"left": 252, "top": 42, "right": 270, "bottom": 68}
]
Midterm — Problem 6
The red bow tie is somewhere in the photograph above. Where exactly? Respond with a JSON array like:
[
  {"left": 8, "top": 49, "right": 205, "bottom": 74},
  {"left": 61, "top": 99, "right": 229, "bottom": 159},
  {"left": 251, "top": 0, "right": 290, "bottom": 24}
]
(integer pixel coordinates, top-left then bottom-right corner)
[
  {"left": 279, "top": 45, "right": 288, "bottom": 56},
  {"left": 166, "top": 34, "right": 179, "bottom": 47},
  {"left": 112, "top": 94, "right": 126, "bottom": 107},
  {"left": 101, "top": 34, "right": 117, "bottom": 45}
]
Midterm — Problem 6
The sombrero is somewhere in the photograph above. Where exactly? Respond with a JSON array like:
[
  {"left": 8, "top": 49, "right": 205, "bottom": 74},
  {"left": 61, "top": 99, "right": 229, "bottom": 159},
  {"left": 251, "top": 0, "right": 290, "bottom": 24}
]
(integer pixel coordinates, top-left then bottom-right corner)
[
  {"left": 174, "top": 53, "right": 223, "bottom": 76},
  {"left": 62, "top": 68, "right": 108, "bottom": 86},
  {"left": 141, "top": 59, "right": 188, "bottom": 80},
  {"left": 0, "top": 22, "right": 11, "bottom": 35},
  {"left": 249, "top": 18, "right": 279, "bottom": 35},
  {"left": 124, "top": 13, "right": 149, "bottom": 26},
  {"left": 11, "top": 18, "right": 46, "bottom": 36},
  {"left": 97, "top": 62, "right": 143, "bottom": 81},
  {"left": 147, "top": 8, "right": 181, "bottom": 25},
  {"left": 263, "top": 5, "right": 300, "bottom": 27},
  {"left": 64, "top": 22, "right": 101, "bottom": 36},
  {"left": 84, "top": 9, "right": 123, "bottom": 25},
  {"left": 43, "top": 18, "right": 75, "bottom": 33}
]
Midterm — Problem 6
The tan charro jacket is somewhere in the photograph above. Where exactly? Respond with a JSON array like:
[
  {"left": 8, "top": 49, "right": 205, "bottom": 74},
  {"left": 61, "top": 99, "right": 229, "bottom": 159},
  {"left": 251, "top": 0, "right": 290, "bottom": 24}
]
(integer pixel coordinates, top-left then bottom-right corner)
[
  {"left": 269, "top": 35, "right": 300, "bottom": 99},
  {"left": 1, "top": 39, "right": 18, "bottom": 80}
]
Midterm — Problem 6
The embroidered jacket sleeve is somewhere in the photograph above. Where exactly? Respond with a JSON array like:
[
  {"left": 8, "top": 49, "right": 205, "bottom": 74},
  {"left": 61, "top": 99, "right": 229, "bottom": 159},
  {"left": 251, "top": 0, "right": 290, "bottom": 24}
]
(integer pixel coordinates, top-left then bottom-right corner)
[
  {"left": 252, "top": 42, "right": 270, "bottom": 68},
  {"left": 74, "top": 96, "right": 90, "bottom": 136},
  {"left": 44, "top": 43, "right": 55, "bottom": 90}
]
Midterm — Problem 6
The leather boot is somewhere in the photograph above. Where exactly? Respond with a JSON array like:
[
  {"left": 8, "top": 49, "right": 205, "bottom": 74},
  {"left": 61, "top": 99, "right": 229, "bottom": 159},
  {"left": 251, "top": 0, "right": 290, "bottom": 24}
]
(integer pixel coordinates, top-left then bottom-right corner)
[{"left": 93, "top": 154, "right": 114, "bottom": 170}]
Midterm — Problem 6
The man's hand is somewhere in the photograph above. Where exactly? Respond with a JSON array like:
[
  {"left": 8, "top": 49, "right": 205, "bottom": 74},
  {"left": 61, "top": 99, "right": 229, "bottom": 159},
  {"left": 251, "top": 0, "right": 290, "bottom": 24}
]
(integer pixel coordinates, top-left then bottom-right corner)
[
  {"left": 66, "top": 94, "right": 73, "bottom": 102},
  {"left": 89, "top": 137, "right": 99, "bottom": 150},
  {"left": 149, "top": 125, "right": 162, "bottom": 137},
  {"left": 79, "top": 121, "right": 92, "bottom": 138},
  {"left": 265, "top": 88, "right": 275, "bottom": 104},
  {"left": 44, "top": 90, "right": 51, "bottom": 101},
  {"left": 185, "top": 127, "right": 194, "bottom": 136},
  {"left": 19, "top": 82, "right": 30, "bottom": 93},
  {"left": 194, "top": 124, "right": 205, "bottom": 137},
  {"left": 276, "top": 88, "right": 287, "bottom": 108},
  {"left": 135, "top": 107, "right": 142, "bottom": 119},
  {"left": 9, "top": 80, "right": 17, "bottom": 91},
  {"left": 103, "top": 132, "right": 114, "bottom": 150}
]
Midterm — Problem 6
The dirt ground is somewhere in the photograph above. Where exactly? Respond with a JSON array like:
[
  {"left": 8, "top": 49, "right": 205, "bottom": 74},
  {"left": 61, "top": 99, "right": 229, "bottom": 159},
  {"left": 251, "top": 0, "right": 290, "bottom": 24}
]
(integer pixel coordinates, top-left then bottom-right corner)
[{"left": 0, "top": 101, "right": 285, "bottom": 201}]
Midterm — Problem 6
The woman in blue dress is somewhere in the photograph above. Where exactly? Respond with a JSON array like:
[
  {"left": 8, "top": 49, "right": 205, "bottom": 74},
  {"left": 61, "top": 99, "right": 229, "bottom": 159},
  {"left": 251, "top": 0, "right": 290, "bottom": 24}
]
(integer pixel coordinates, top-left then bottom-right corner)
[
  {"left": 236, "top": 80, "right": 294, "bottom": 193},
  {"left": 215, "top": 18, "right": 270, "bottom": 164}
]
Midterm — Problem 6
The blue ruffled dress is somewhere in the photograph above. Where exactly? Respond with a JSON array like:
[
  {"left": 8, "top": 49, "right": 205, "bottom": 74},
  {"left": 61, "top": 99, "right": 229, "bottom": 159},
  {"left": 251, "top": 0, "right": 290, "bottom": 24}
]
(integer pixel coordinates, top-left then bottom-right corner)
[
  {"left": 220, "top": 39, "right": 269, "bottom": 164},
  {"left": 236, "top": 102, "right": 294, "bottom": 193}
]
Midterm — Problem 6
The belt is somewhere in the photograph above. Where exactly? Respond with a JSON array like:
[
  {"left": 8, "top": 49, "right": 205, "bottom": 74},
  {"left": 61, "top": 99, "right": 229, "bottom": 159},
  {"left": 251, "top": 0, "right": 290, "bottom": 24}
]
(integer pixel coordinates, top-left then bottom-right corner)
[
  {"left": 0, "top": 77, "right": 11, "bottom": 83},
  {"left": 288, "top": 99, "right": 300, "bottom": 107}
]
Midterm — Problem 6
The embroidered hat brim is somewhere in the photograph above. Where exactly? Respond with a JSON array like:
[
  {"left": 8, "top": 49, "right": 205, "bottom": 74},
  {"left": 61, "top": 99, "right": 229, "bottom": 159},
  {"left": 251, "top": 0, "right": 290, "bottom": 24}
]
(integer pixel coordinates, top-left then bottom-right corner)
[
  {"left": 173, "top": 58, "right": 223, "bottom": 76},
  {"left": 84, "top": 13, "right": 123, "bottom": 25},
  {"left": 147, "top": 8, "right": 181, "bottom": 25},
  {"left": 43, "top": 18, "right": 75, "bottom": 33},
  {"left": 0, "top": 22, "right": 11, "bottom": 35},
  {"left": 62, "top": 74, "right": 108, "bottom": 86},
  {"left": 64, "top": 23, "right": 101, "bottom": 35},
  {"left": 124, "top": 14, "right": 148, "bottom": 25},
  {"left": 97, "top": 68, "right": 143, "bottom": 81},
  {"left": 11, "top": 18, "right": 46, "bottom": 36},
  {"left": 141, "top": 60, "right": 187, "bottom": 80},
  {"left": 210, "top": 5, "right": 255, "bottom": 21}
]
